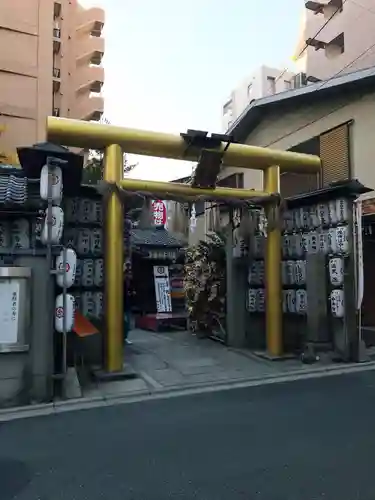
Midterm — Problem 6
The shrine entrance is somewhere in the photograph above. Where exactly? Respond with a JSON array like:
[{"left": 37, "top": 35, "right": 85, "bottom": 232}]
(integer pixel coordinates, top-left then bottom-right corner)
[{"left": 47, "top": 117, "right": 321, "bottom": 373}]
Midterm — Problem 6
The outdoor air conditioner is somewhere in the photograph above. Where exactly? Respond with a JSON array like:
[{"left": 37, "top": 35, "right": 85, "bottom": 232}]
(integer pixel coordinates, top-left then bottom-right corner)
[{"left": 292, "top": 72, "right": 308, "bottom": 89}]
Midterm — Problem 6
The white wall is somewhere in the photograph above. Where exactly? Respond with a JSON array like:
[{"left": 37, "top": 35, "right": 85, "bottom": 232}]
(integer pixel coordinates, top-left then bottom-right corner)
[{"left": 222, "top": 65, "right": 295, "bottom": 131}]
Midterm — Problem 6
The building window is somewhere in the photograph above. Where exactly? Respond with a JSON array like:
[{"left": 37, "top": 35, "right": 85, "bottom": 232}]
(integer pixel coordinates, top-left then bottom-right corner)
[
  {"left": 247, "top": 84, "right": 253, "bottom": 99},
  {"left": 284, "top": 80, "right": 291, "bottom": 90},
  {"left": 267, "top": 76, "right": 276, "bottom": 94}
]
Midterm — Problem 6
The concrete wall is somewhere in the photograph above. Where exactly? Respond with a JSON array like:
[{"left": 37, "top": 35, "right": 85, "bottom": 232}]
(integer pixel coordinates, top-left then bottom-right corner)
[
  {"left": 0, "top": 257, "right": 54, "bottom": 407},
  {"left": 295, "top": 0, "right": 375, "bottom": 80},
  {"left": 0, "top": 0, "right": 105, "bottom": 163},
  {"left": 222, "top": 65, "right": 295, "bottom": 131},
  {"left": 195, "top": 90, "right": 375, "bottom": 242}
]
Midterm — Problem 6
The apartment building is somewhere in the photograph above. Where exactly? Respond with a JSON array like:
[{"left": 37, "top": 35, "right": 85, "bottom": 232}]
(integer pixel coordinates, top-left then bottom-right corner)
[
  {"left": 295, "top": 0, "right": 375, "bottom": 81},
  {"left": 0, "top": 0, "right": 105, "bottom": 164},
  {"left": 222, "top": 65, "right": 296, "bottom": 131}
]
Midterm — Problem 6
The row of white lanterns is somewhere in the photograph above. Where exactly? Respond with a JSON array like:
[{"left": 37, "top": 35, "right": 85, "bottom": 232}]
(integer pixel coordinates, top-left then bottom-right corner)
[
  {"left": 251, "top": 225, "right": 350, "bottom": 259},
  {"left": 282, "top": 198, "right": 349, "bottom": 232},
  {"left": 248, "top": 288, "right": 345, "bottom": 317},
  {"left": 40, "top": 160, "right": 77, "bottom": 335},
  {"left": 249, "top": 257, "right": 344, "bottom": 287}
]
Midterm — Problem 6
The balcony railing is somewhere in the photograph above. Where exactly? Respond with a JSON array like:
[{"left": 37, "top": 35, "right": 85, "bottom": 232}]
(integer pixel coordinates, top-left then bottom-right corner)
[
  {"left": 53, "top": 27, "right": 61, "bottom": 54},
  {"left": 76, "top": 65, "right": 104, "bottom": 93},
  {"left": 76, "top": 7, "right": 105, "bottom": 37}
]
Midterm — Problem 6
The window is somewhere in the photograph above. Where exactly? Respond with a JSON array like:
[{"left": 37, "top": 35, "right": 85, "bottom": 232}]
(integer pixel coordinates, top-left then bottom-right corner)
[
  {"left": 247, "top": 84, "right": 253, "bottom": 99},
  {"left": 284, "top": 80, "right": 291, "bottom": 90},
  {"left": 267, "top": 76, "right": 276, "bottom": 94}
]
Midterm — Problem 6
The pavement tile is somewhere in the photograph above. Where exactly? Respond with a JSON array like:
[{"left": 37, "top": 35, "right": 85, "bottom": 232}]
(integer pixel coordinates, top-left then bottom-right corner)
[{"left": 100, "top": 377, "right": 149, "bottom": 397}]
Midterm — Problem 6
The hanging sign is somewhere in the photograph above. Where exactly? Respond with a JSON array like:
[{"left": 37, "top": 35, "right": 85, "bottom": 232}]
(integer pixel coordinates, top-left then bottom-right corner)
[
  {"left": 153, "top": 265, "right": 172, "bottom": 313},
  {"left": 0, "top": 281, "right": 20, "bottom": 344},
  {"left": 152, "top": 200, "right": 167, "bottom": 226},
  {"left": 146, "top": 249, "right": 178, "bottom": 260}
]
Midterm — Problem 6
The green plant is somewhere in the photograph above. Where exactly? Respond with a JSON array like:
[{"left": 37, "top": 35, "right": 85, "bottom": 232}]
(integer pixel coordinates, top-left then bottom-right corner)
[{"left": 184, "top": 231, "right": 227, "bottom": 334}]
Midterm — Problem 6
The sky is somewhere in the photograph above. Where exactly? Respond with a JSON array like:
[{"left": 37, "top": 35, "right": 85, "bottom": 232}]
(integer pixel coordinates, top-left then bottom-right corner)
[{"left": 80, "top": 0, "right": 304, "bottom": 181}]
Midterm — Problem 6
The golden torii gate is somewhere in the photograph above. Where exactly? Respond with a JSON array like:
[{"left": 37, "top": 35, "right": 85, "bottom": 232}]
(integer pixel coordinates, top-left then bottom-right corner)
[{"left": 47, "top": 116, "right": 321, "bottom": 373}]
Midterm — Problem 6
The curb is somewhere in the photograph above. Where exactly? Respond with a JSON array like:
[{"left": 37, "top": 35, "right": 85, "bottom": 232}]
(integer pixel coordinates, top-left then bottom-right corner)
[{"left": 1, "top": 361, "right": 375, "bottom": 422}]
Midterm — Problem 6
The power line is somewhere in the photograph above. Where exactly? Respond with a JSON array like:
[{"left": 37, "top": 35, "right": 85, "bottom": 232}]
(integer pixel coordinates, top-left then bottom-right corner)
[
  {"left": 271, "top": 0, "right": 349, "bottom": 92},
  {"left": 265, "top": 38, "right": 375, "bottom": 150}
]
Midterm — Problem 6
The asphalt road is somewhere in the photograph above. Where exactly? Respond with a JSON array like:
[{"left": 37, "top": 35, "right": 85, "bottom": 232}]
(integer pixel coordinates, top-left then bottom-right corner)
[{"left": 1, "top": 371, "right": 375, "bottom": 500}]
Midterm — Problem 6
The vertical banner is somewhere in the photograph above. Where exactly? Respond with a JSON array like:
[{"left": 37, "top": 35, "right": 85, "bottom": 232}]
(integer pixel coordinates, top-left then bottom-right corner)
[
  {"left": 153, "top": 265, "right": 172, "bottom": 313},
  {"left": 0, "top": 281, "right": 20, "bottom": 344},
  {"left": 152, "top": 200, "right": 167, "bottom": 227}
]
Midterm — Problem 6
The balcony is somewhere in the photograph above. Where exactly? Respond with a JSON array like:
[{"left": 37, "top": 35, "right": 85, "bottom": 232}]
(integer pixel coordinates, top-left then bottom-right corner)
[
  {"left": 77, "top": 95, "right": 104, "bottom": 121},
  {"left": 306, "top": 31, "right": 344, "bottom": 55},
  {"left": 76, "top": 65, "right": 104, "bottom": 93},
  {"left": 53, "top": 67, "right": 61, "bottom": 92},
  {"left": 305, "top": 0, "right": 343, "bottom": 14},
  {"left": 53, "top": 27, "right": 61, "bottom": 53},
  {"left": 76, "top": 35, "right": 105, "bottom": 65},
  {"left": 76, "top": 7, "right": 105, "bottom": 37}
]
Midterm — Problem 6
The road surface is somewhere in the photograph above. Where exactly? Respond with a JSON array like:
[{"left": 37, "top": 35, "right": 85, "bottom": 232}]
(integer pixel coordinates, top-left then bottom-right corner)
[{"left": 1, "top": 371, "right": 375, "bottom": 499}]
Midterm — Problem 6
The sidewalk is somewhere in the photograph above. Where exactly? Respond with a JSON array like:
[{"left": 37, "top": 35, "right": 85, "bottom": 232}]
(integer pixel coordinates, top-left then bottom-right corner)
[{"left": 81, "top": 329, "right": 375, "bottom": 400}]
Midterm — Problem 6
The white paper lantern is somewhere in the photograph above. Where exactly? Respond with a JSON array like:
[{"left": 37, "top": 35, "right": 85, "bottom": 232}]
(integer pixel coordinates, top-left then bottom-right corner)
[
  {"left": 293, "top": 209, "right": 303, "bottom": 230},
  {"left": 330, "top": 289, "right": 345, "bottom": 318},
  {"left": 336, "top": 198, "right": 349, "bottom": 223},
  {"left": 282, "top": 234, "right": 291, "bottom": 258},
  {"left": 336, "top": 225, "right": 349, "bottom": 253},
  {"left": 286, "top": 289, "right": 296, "bottom": 313},
  {"left": 294, "top": 260, "right": 306, "bottom": 285},
  {"left": 318, "top": 230, "right": 329, "bottom": 254},
  {"left": 40, "top": 163, "right": 63, "bottom": 205},
  {"left": 40, "top": 207, "right": 64, "bottom": 245},
  {"left": 329, "top": 257, "right": 344, "bottom": 286},
  {"left": 94, "top": 291, "right": 104, "bottom": 318},
  {"left": 77, "top": 228, "right": 91, "bottom": 255},
  {"left": 328, "top": 200, "right": 338, "bottom": 225},
  {"left": 256, "top": 289, "right": 265, "bottom": 312},
  {"left": 55, "top": 293, "right": 75, "bottom": 333},
  {"left": 79, "top": 198, "right": 93, "bottom": 222},
  {"left": 247, "top": 289, "right": 257, "bottom": 312},
  {"left": 318, "top": 203, "right": 330, "bottom": 226},
  {"left": 327, "top": 228, "right": 338, "bottom": 254},
  {"left": 55, "top": 248, "right": 77, "bottom": 288},
  {"left": 293, "top": 233, "right": 303, "bottom": 257},
  {"left": 296, "top": 289, "right": 308, "bottom": 315},
  {"left": 74, "top": 259, "right": 82, "bottom": 286},
  {"left": 283, "top": 210, "right": 294, "bottom": 231},
  {"left": 82, "top": 291, "right": 96, "bottom": 317},
  {"left": 307, "top": 231, "right": 319, "bottom": 254},
  {"left": 286, "top": 260, "right": 295, "bottom": 285},
  {"left": 65, "top": 198, "right": 79, "bottom": 222},
  {"left": 301, "top": 233, "right": 309, "bottom": 254},
  {"left": 282, "top": 290, "right": 288, "bottom": 313},
  {"left": 309, "top": 205, "right": 320, "bottom": 228},
  {"left": 94, "top": 259, "right": 104, "bottom": 287},
  {"left": 90, "top": 228, "right": 102, "bottom": 255}
]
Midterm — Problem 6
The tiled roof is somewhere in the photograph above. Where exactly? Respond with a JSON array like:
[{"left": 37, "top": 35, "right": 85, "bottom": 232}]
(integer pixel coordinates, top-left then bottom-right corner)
[{"left": 131, "top": 227, "right": 186, "bottom": 248}]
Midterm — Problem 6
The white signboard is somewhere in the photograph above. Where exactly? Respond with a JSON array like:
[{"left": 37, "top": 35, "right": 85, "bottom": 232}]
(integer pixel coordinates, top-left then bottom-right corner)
[
  {"left": 153, "top": 265, "right": 172, "bottom": 313},
  {"left": 0, "top": 281, "right": 20, "bottom": 344}
]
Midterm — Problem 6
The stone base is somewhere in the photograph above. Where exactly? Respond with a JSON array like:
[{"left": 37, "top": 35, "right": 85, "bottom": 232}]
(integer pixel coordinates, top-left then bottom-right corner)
[
  {"left": 92, "top": 365, "right": 138, "bottom": 382},
  {"left": 252, "top": 350, "right": 297, "bottom": 362}
]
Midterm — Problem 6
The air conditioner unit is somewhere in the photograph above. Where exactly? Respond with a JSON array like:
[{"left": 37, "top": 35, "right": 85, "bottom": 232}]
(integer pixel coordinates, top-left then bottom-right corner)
[{"left": 292, "top": 72, "right": 308, "bottom": 89}]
